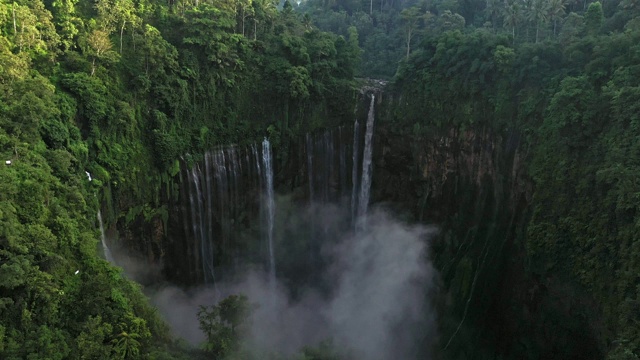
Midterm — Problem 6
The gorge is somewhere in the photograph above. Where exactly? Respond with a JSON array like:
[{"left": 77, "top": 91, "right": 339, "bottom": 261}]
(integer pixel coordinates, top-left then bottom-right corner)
[
  {"left": 147, "top": 89, "right": 438, "bottom": 360},
  {"left": 1, "top": 0, "right": 639, "bottom": 359}
]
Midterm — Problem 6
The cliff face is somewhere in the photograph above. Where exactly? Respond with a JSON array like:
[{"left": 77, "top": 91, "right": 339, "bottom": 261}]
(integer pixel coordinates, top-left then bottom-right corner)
[
  {"left": 371, "top": 119, "right": 603, "bottom": 358},
  {"left": 106, "top": 85, "right": 604, "bottom": 358},
  {"left": 373, "top": 125, "right": 530, "bottom": 219}
]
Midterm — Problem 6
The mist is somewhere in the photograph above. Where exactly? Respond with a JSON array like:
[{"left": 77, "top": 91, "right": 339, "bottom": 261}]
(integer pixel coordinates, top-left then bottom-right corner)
[{"left": 151, "top": 204, "right": 438, "bottom": 359}]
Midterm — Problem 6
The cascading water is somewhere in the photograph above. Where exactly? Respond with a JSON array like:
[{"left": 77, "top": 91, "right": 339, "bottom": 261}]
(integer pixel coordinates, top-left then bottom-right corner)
[
  {"left": 186, "top": 164, "right": 216, "bottom": 284},
  {"left": 86, "top": 170, "right": 115, "bottom": 264},
  {"left": 305, "top": 134, "right": 314, "bottom": 202},
  {"left": 351, "top": 118, "right": 361, "bottom": 224},
  {"left": 177, "top": 93, "right": 378, "bottom": 285},
  {"left": 160, "top": 91, "right": 432, "bottom": 359},
  {"left": 183, "top": 146, "right": 249, "bottom": 285},
  {"left": 261, "top": 138, "right": 276, "bottom": 286},
  {"left": 97, "top": 210, "right": 115, "bottom": 264},
  {"left": 356, "top": 94, "right": 376, "bottom": 229},
  {"left": 339, "top": 127, "right": 348, "bottom": 200},
  {"left": 302, "top": 94, "right": 376, "bottom": 230},
  {"left": 305, "top": 127, "right": 351, "bottom": 205},
  {"left": 181, "top": 142, "right": 281, "bottom": 285}
]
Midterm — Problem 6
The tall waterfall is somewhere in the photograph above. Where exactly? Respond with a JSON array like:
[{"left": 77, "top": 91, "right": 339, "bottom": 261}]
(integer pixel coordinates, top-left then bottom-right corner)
[
  {"left": 182, "top": 142, "right": 279, "bottom": 284},
  {"left": 177, "top": 93, "right": 378, "bottom": 285},
  {"left": 302, "top": 93, "right": 377, "bottom": 229},
  {"left": 88, "top": 170, "right": 114, "bottom": 264},
  {"left": 351, "top": 118, "right": 361, "bottom": 224},
  {"left": 261, "top": 138, "right": 276, "bottom": 286},
  {"left": 97, "top": 210, "right": 114, "bottom": 263},
  {"left": 306, "top": 134, "right": 314, "bottom": 202},
  {"left": 183, "top": 146, "right": 249, "bottom": 284},
  {"left": 187, "top": 166, "right": 215, "bottom": 282},
  {"left": 305, "top": 127, "right": 351, "bottom": 205},
  {"left": 356, "top": 94, "right": 376, "bottom": 228}
]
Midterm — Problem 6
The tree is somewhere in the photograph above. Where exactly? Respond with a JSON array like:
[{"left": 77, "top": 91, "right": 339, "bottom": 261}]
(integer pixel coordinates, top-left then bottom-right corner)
[
  {"left": 400, "top": 5, "right": 423, "bottom": 59},
  {"left": 283, "top": 0, "right": 294, "bottom": 15},
  {"left": 543, "top": 75, "right": 601, "bottom": 147},
  {"left": 95, "top": 0, "right": 141, "bottom": 53},
  {"left": 559, "top": 12, "right": 583, "bottom": 45},
  {"left": 528, "top": 0, "right": 550, "bottom": 42},
  {"left": 197, "top": 295, "right": 251, "bottom": 357},
  {"left": 111, "top": 330, "right": 142, "bottom": 359},
  {"left": 52, "top": 0, "right": 82, "bottom": 51},
  {"left": 584, "top": 1, "right": 603, "bottom": 35},
  {"left": 252, "top": 0, "right": 278, "bottom": 39},
  {"left": 547, "top": 0, "right": 566, "bottom": 36},
  {"left": 484, "top": 0, "right": 502, "bottom": 31},
  {"left": 238, "top": 0, "right": 255, "bottom": 37},
  {"left": 86, "top": 29, "right": 116, "bottom": 75},
  {"left": 299, "top": 340, "right": 343, "bottom": 360},
  {"left": 0, "top": 37, "right": 29, "bottom": 83},
  {"left": 438, "top": 10, "right": 465, "bottom": 32},
  {"left": 75, "top": 316, "right": 114, "bottom": 359},
  {"left": 109, "top": 315, "right": 150, "bottom": 359},
  {"left": 11, "top": 4, "right": 39, "bottom": 53},
  {"left": 503, "top": 0, "right": 521, "bottom": 43},
  {"left": 619, "top": 0, "right": 640, "bottom": 16}
]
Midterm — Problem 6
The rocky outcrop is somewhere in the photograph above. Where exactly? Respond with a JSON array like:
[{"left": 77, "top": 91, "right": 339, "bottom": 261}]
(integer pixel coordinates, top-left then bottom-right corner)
[{"left": 356, "top": 78, "right": 388, "bottom": 92}]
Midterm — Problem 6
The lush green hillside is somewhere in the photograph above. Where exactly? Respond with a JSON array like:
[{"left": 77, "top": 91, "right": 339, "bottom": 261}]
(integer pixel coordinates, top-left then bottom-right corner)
[
  {"left": 0, "top": 0, "right": 358, "bottom": 358},
  {"left": 302, "top": 0, "right": 639, "bottom": 79},
  {"left": 383, "top": 2, "right": 640, "bottom": 359}
]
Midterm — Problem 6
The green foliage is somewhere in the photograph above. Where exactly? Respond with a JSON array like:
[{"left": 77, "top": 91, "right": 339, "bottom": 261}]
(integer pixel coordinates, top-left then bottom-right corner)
[
  {"left": 301, "top": 0, "right": 635, "bottom": 77},
  {"left": 585, "top": 2, "right": 604, "bottom": 35},
  {"left": 75, "top": 316, "right": 114, "bottom": 359},
  {"left": 388, "top": 5, "right": 640, "bottom": 359},
  {"left": 60, "top": 72, "right": 109, "bottom": 127},
  {"left": 298, "top": 341, "right": 344, "bottom": 360},
  {"left": 198, "top": 295, "right": 251, "bottom": 357}
]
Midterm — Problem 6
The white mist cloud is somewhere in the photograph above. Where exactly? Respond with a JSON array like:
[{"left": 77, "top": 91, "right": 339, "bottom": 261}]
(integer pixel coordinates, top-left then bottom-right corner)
[
  {"left": 325, "top": 211, "right": 436, "bottom": 359},
  {"left": 151, "top": 205, "right": 438, "bottom": 359}
]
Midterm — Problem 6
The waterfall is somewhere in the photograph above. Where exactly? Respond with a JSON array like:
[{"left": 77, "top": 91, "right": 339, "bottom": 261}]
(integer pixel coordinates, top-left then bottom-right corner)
[
  {"left": 351, "top": 118, "right": 361, "bottom": 224},
  {"left": 181, "top": 142, "right": 280, "bottom": 284},
  {"left": 186, "top": 165, "right": 216, "bottom": 284},
  {"left": 305, "top": 134, "right": 314, "bottom": 202},
  {"left": 305, "top": 128, "right": 353, "bottom": 204},
  {"left": 339, "top": 126, "right": 348, "bottom": 201},
  {"left": 177, "top": 98, "right": 378, "bottom": 285},
  {"left": 183, "top": 146, "right": 248, "bottom": 285},
  {"left": 261, "top": 138, "right": 276, "bottom": 286},
  {"left": 357, "top": 94, "right": 376, "bottom": 228},
  {"left": 324, "top": 131, "right": 333, "bottom": 203},
  {"left": 97, "top": 210, "right": 114, "bottom": 263},
  {"left": 88, "top": 170, "right": 114, "bottom": 264}
]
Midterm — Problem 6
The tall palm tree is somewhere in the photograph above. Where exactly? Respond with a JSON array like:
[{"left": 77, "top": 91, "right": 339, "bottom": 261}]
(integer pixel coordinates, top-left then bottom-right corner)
[
  {"left": 485, "top": 0, "right": 501, "bottom": 31},
  {"left": 528, "top": 0, "right": 550, "bottom": 42},
  {"left": 503, "top": 0, "right": 521, "bottom": 43},
  {"left": 252, "top": 0, "right": 277, "bottom": 37},
  {"left": 111, "top": 331, "right": 141, "bottom": 359},
  {"left": 547, "top": 0, "right": 566, "bottom": 36}
]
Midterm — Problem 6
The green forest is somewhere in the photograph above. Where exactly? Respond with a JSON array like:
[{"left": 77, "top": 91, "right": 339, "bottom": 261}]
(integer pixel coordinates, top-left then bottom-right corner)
[{"left": 0, "top": 0, "right": 639, "bottom": 358}]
